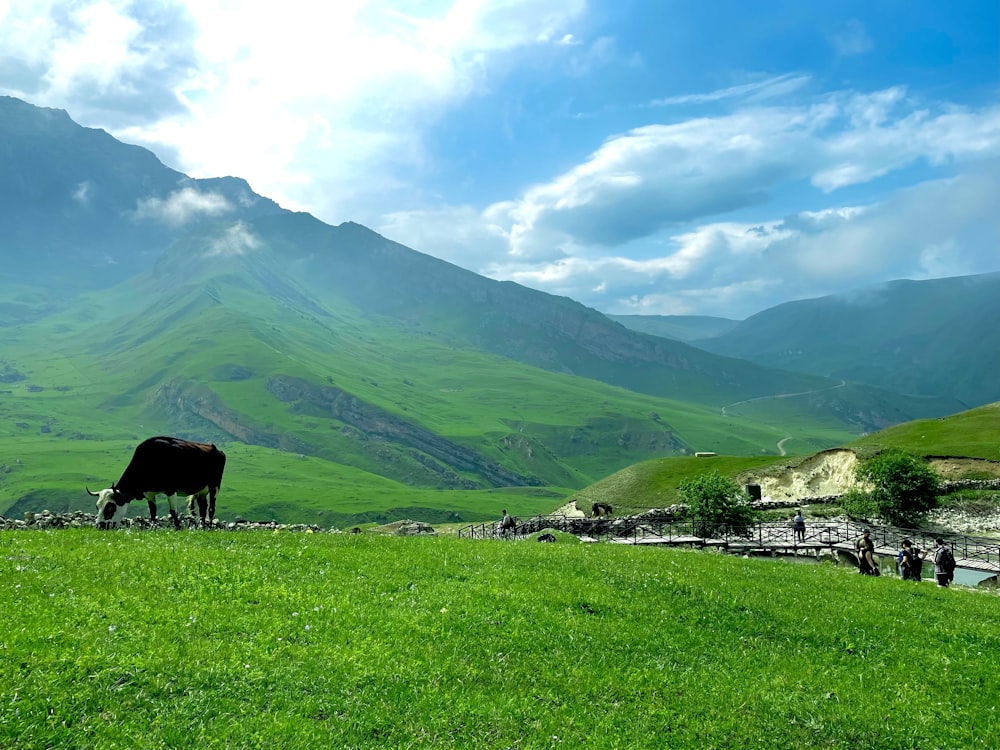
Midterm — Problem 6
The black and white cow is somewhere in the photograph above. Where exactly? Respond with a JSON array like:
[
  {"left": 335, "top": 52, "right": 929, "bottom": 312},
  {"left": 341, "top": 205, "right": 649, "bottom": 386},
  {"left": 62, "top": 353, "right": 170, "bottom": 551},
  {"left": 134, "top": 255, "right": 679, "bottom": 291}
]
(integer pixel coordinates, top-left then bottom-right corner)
[{"left": 88, "top": 436, "right": 226, "bottom": 529}]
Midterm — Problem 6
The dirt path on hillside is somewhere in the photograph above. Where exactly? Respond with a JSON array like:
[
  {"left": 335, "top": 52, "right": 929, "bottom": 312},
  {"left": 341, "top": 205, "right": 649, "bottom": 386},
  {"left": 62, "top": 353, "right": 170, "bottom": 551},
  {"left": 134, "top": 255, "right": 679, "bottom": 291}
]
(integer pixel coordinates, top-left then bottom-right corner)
[{"left": 721, "top": 379, "right": 847, "bottom": 416}]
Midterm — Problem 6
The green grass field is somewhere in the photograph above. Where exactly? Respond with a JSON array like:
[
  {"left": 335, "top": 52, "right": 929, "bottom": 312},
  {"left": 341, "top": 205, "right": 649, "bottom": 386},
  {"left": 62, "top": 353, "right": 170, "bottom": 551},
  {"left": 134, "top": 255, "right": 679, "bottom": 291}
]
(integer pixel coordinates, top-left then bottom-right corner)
[
  {"left": 851, "top": 402, "right": 1000, "bottom": 461},
  {"left": 2, "top": 529, "right": 998, "bottom": 749}
]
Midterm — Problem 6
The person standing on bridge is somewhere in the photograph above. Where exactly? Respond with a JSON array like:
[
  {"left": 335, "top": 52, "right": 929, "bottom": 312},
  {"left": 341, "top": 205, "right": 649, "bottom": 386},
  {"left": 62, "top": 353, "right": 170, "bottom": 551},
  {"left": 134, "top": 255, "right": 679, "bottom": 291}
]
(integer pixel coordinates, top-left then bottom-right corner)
[
  {"left": 499, "top": 509, "right": 516, "bottom": 538},
  {"left": 933, "top": 538, "right": 956, "bottom": 587},
  {"left": 792, "top": 510, "right": 806, "bottom": 543},
  {"left": 856, "top": 529, "right": 878, "bottom": 576}
]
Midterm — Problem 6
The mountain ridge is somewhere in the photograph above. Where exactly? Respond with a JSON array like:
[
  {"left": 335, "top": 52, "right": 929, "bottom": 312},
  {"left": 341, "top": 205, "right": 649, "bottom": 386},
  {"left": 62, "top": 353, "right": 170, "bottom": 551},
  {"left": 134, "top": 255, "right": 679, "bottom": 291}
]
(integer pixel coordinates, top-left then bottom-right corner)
[
  {"left": 0, "top": 96, "right": 976, "bottom": 523},
  {"left": 689, "top": 273, "right": 1000, "bottom": 408}
]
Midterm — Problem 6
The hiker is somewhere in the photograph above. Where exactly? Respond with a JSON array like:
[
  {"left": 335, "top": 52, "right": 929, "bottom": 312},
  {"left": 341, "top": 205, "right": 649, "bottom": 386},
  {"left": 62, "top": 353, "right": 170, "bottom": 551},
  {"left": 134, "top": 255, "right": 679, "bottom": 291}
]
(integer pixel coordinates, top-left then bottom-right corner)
[
  {"left": 499, "top": 509, "right": 516, "bottom": 537},
  {"left": 897, "top": 539, "right": 916, "bottom": 580},
  {"left": 856, "top": 529, "right": 879, "bottom": 576},
  {"left": 792, "top": 510, "right": 806, "bottom": 543},
  {"left": 933, "top": 538, "right": 956, "bottom": 587},
  {"left": 910, "top": 543, "right": 925, "bottom": 581}
]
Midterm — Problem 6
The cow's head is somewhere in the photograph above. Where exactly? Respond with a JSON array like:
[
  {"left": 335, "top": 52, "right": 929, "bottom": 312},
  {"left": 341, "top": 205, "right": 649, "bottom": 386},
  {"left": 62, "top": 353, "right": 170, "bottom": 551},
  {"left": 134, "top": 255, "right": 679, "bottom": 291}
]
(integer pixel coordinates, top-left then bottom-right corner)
[{"left": 87, "top": 485, "right": 129, "bottom": 529}]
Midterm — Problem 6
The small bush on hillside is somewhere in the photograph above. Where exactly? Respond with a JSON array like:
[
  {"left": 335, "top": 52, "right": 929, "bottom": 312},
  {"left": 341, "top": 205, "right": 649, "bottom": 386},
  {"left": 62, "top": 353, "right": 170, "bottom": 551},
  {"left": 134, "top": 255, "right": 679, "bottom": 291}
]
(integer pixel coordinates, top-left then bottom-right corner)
[
  {"left": 841, "top": 450, "right": 940, "bottom": 527},
  {"left": 678, "top": 470, "right": 758, "bottom": 536}
]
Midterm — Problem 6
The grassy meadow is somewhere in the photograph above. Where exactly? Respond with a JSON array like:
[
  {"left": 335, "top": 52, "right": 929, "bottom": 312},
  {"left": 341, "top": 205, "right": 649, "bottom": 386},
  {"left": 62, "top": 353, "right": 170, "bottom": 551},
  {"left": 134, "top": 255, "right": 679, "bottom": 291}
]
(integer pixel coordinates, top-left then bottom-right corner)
[
  {"left": 851, "top": 401, "right": 1000, "bottom": 462},
  {"left": 2, "top": 528, "right": 998, "bottom": 749}
]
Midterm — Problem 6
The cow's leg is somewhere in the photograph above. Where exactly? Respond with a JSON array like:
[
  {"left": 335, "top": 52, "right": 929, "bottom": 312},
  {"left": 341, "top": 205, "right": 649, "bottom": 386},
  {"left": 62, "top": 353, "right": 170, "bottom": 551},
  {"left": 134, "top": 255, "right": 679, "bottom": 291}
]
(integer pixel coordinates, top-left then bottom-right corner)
[
  {"left": 166, "top": 494, "right": 181, "bottom": 530},
  {"left": 208, "top": 486, "right": 217, "bottom": 524},
  {"left": 196, "top": 491, "right": 209, "bottom": 526},
  {"left": 146, "top": 492, "right": 158, "bottom": 524},
  {"left": 188, "top": 490, "right": 209, "bottom": 526}
]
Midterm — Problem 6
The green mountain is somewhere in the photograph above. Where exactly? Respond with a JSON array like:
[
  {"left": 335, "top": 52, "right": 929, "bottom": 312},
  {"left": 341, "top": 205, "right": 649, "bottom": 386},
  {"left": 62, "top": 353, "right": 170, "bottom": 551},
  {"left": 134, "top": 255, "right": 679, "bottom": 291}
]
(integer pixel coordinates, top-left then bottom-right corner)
[
  {"left": 691, "top": 274, "right": 1000, "bottom": 408},
  {"left": 608, "top": 314, "right": 740, "bottom": 342},
  {"left": 0, "top": 97, "right": 968, "bottom": 525}
]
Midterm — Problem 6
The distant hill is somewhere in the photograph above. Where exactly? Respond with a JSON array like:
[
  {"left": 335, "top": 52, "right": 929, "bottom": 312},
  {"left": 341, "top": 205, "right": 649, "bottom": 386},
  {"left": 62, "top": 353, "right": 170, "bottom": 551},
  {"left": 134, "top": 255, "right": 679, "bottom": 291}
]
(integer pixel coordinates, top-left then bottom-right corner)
[
  {"left": 0, "top": 96, "right": 970, "bottom": 524},
  {"left": 568, "top": 401, "right": 1000, "bottom": 515},
  {"left": 688, "top": 273, "right": 1000, "bottom": 408},
  {"left": 850, "top": 400, "right": 1000, "bottom": 461},
  {"left": 608, "top": 314, "right": 740, "bottom": 342}
]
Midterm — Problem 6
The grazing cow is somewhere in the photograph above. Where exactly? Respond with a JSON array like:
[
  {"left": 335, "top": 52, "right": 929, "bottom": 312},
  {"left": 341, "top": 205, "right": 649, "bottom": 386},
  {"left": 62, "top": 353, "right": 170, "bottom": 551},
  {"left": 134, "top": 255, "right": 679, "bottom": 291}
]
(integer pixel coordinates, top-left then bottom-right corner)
[
  {"left": 591, "top": 502, "right": 613, "bottom": 518},
  {"left": 88, "top": 436, "right": 226, "bottom": 529},
  {"left": 537, "top": 533, "right": 557, "bottom": 543}
]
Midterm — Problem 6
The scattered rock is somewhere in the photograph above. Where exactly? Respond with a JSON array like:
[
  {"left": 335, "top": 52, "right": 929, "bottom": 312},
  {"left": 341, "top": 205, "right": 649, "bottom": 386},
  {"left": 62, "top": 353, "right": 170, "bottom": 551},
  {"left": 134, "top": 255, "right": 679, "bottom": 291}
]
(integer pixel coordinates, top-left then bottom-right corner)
[{"left": 0, "top": 510, "right": 337, "bottom": 533}]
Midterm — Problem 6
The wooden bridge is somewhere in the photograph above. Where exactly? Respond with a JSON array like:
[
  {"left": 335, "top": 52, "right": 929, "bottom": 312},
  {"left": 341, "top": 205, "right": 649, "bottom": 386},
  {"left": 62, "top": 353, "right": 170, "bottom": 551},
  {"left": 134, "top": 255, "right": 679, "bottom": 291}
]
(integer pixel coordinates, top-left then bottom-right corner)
[{"left": 458, "top": 515, "right": 1000, "bottom": 575}]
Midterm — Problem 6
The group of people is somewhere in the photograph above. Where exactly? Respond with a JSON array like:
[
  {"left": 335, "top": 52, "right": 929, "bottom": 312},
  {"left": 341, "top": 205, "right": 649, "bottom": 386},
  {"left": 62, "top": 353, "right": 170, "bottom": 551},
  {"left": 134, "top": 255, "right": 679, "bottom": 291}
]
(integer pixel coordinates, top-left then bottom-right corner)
[{"left": 856, "top": 528, "right": 957, "bottom": 587}]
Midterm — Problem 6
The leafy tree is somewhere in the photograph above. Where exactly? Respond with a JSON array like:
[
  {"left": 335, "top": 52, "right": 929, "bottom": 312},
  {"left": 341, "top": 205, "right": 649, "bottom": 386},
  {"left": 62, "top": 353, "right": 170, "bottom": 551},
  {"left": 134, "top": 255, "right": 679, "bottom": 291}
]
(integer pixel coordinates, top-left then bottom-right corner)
[
  {"left": 842, "top": 450, "right": 940, "bottom": 528},
  {"left": 679, "top": 470, "right": 758, "bottom": 537}
]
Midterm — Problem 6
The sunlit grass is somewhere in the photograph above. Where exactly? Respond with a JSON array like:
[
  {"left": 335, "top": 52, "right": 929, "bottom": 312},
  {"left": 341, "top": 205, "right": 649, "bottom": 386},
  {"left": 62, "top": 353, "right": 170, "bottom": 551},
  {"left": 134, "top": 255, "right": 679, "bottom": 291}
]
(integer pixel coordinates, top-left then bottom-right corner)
[{"left": 2, "top": 529, "right": 998, "bottom": 749}]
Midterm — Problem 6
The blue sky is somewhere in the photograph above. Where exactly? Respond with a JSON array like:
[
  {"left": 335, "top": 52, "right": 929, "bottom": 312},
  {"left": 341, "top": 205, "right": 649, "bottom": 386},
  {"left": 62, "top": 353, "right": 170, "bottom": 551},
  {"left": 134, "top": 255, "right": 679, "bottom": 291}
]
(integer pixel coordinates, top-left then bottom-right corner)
[{"left": 1, "top": 1, "right": 998, "bottom": 318}]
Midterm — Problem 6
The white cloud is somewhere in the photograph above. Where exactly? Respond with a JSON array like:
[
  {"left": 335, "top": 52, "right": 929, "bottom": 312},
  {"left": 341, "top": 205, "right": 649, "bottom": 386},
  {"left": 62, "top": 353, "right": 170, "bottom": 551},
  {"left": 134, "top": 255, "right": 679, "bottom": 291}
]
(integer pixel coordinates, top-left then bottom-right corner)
[
  {"left": 652, "top": 73, "right": 812, "bottom": 106},
  {"left": 393, "top": 170, "right": 999, "bottom": 318},
  {"left": 206, "top": 221, "right": 259, "bottom": 257},
  {"left": 603, "top": 171, "right": 1000, "bottom": 316},
  {"left": 378, "top": 205, "right": 512, "bottom": 268},
  {"left": 1, "top": 0, "right": 589, "bottom": 221},
  {"left": 133, "top": 187, "right": 231, "bottom": 225},
  {"left": 3, "top": 3, "right": 996, "bottom": 320},
  {"left": 42, "top": 1, "right": 143, "bottom": 97},
  {"left": 72, "top": 181, "right": 93, "bottom": 205},
  {"left": 462, "top": 91, "right": 1000, "bottom": 262}
]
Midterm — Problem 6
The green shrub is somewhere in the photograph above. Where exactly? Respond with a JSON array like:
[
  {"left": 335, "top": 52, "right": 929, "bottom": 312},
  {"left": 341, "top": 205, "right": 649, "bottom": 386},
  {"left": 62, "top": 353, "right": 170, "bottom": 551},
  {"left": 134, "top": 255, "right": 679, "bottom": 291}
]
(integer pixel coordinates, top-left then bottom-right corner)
[
  {"left": 846, "top": 450, "right": 940, "bottom": 527},
  {"left": 678, "top": 469, "right": 758, "bottom": 536}
]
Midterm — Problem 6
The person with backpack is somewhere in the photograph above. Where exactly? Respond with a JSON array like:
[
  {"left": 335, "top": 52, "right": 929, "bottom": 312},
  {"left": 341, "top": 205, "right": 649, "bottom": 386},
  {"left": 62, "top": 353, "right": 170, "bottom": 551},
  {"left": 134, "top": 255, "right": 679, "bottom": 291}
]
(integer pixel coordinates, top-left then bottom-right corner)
[
  {"left": 499, "top": 508, "right": 516, "bottom": 538},
  {"left": 856, "top": 529, "right": 879, "bottom": 576},
  {"left": 933, "top": 538, "right": 956, "bottom": 587},
  {"left": 897, "top": 539, "right": 916, "bottom": 580},
  {"left": 792, "top": 510, "right": 806, "bottom": 543}
]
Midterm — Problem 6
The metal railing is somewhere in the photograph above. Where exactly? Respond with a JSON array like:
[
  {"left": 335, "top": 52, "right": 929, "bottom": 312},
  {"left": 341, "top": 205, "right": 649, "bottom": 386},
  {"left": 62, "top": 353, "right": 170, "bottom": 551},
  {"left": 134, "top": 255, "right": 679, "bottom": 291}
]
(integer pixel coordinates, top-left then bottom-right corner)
[{"left": 457, "top": 515, "right": 1000, "bottom": 572}]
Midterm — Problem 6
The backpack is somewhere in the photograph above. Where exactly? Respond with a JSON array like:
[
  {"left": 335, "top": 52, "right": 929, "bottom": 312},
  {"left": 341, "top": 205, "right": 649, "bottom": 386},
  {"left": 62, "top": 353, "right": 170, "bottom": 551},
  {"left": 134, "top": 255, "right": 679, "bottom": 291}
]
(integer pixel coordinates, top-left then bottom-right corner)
[{"left": 939, "top": 547, "right": 956, "bottom": 573}]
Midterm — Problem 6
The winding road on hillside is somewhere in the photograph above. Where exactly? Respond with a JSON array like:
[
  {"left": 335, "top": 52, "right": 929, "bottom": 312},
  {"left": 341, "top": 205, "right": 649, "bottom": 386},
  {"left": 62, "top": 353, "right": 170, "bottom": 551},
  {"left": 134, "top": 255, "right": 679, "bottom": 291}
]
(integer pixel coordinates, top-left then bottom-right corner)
[
  {"left": 720, "top": 379, "right": 847, "bottom": 417},
  {"left": 720, "top": 380, "right": 846, "bottom": 456}
]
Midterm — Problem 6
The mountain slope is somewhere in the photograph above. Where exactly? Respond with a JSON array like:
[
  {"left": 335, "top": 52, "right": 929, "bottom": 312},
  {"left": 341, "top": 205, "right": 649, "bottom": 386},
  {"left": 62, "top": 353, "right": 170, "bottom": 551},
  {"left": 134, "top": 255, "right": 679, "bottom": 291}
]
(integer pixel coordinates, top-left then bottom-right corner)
[
  {"left": 0, "top": 95, "right": 283, "bottom": 290},
  {"left": 0, "top": 260, "right": 809, "bottom": 522},
  {"left": 692, "top": 273, "right": 1000, "bottom": 408},
  {"left": 0, "top": 96, "right": 974, "bottom": 523}
]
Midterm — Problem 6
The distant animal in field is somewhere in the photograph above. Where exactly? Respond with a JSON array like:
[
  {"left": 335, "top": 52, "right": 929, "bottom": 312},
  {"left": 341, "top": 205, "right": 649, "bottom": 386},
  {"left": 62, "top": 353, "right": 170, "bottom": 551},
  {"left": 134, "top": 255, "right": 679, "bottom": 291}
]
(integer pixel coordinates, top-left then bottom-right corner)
[
  {"left": 537, "top": 533, "right": 557, "bottom": 543},
  {"left": 591, "top": 502, "right": 613, "bottom": 518},
  {"left": 88, "top": 436, "right": 226, "bottom": 529}
]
